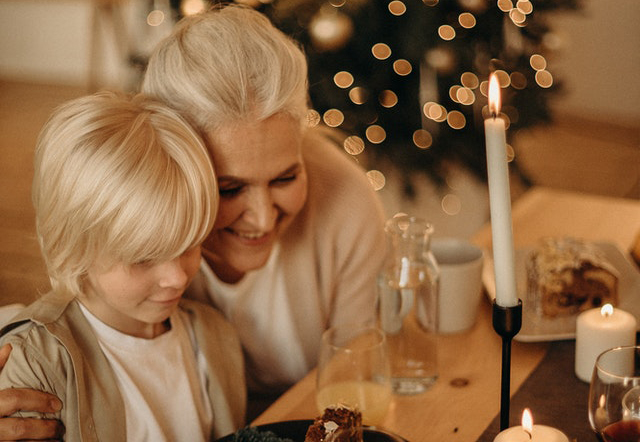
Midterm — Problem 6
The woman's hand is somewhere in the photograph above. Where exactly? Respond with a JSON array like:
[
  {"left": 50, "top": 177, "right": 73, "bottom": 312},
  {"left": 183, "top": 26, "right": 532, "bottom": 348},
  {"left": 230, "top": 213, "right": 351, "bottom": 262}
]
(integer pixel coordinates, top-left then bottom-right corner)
[{"left": 0, "top": 344, "right": 65, "bottom": 440}]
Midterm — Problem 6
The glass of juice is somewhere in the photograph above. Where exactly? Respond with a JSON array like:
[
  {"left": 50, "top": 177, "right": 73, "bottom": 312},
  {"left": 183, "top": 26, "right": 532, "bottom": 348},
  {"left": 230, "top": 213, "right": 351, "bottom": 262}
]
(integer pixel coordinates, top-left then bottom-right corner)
[{"left": 316, "top": 323, "right": 392, "bottom": 426}]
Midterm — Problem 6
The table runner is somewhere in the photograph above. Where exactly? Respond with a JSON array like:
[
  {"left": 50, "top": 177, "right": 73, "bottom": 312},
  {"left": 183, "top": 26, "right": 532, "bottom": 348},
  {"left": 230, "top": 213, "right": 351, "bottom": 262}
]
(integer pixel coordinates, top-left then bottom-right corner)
[{"left": 477, "top": 339, "right": 597, "bottom": 441}]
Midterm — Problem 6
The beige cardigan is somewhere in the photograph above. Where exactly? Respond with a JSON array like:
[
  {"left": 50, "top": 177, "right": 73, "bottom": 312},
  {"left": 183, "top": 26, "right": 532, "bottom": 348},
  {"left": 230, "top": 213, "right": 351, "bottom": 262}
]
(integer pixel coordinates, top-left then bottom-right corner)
[{"left": 0, "top": 292, "right": 246, "bottom": 441}]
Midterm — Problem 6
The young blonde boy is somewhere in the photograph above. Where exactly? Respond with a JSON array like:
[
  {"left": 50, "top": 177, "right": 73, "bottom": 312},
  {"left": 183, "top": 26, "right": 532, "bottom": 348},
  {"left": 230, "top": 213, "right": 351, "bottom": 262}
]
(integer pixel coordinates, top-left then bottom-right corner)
[{"left": 0, "top": 92, "right": 245, "bottom": 440}]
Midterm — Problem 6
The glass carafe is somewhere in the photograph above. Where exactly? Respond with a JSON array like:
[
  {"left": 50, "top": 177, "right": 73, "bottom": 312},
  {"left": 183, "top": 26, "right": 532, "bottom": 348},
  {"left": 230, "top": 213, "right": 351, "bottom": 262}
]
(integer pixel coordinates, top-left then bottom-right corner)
[{"left": 378, "top": 215, "right": 440, "bottom": 394}]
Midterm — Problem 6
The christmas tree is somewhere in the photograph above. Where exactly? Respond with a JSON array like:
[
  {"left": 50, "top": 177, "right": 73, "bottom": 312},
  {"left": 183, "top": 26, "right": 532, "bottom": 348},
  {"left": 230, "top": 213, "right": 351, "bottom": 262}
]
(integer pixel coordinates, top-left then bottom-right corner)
[{"left": 171, "top": 0, "right": 580, "bottom": 194}]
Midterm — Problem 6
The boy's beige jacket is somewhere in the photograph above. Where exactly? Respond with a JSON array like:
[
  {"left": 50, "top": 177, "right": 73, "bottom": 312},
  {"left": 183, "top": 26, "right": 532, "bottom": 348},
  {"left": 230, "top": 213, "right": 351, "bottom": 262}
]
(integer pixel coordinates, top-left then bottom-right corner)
[{"left": 0, "top": 291, "right": 246, "bottom": 441}]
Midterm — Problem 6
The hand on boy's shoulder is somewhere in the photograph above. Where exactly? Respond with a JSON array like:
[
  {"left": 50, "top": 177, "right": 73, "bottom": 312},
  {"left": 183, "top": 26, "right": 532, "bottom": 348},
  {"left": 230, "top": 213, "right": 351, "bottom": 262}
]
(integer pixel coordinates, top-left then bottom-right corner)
[{"left": 0, "top": 343, "right": 65, "bottom": 441}]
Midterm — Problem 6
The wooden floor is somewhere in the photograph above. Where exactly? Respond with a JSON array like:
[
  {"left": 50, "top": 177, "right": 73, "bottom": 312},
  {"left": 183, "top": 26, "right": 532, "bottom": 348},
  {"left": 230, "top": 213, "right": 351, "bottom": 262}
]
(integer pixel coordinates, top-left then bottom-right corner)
[{"left": 0, "top": 80, "right": 638, "bottom": 308}]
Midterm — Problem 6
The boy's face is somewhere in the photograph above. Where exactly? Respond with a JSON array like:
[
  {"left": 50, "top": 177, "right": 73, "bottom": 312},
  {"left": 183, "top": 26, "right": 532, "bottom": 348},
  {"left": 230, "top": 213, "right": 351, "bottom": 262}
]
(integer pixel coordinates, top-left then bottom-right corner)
[{"left": 81, "top": 246, "right": 202, "bottom": 339}]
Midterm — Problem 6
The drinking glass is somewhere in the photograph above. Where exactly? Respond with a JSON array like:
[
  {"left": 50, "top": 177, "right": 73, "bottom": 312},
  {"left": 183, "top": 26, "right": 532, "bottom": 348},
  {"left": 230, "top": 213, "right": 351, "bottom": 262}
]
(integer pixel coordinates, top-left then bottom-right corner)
[
  {"left": 316, "top": 323, "right": 392, "bottom": 426},
  {"left": 589, "top": 346, "right": 640, "bottom": 441}
]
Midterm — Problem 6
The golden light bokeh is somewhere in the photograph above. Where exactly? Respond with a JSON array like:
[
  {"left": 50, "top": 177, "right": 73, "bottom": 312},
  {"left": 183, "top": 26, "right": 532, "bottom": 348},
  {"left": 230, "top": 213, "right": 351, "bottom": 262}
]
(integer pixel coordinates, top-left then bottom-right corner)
[
  {"left": 510, "top": 71, "right": 527, "bottom": 89},
  {"left": 494, "top": 70, "right": 511, "bottom": 88},
  {"left": 334, "top": 71, "right": 354, "bottom": 89},
  {"left": 388, "top": 1, "right": 407, "bottom": 16},
  {"left": 372, "top": 43, "right": 392, "bottom": 60},
  {"left": 479, "top": 80, "right": 489, "bottom": 97},
  {"left": 497, "top": 0, "right": 513, "bottom": 13},
  {"left": 343, "top": 135, "right": 365, "bottom": 155},
  {"left": 181, "top": 0, "right": 207, "bottom": 15},
  {"left": 516, "top": 0, "right": 533, "bottom": 14},
  {"left": 529, "top": 54, "right": 547, "bottom": 71},
  {"left": 458, "top": 13, "right": 477, "bottom": 29},
  {"left": 446, "top": 110, "right": 466, "bottom": 129},
  {"left": 147, "top": 10, "right": 165, "bottom": 26},
  {"left": 426, "top": 47, "right": 455, "bottom": 73},
  {"left": 438, "top": 25, "right": 456, "bottom": 41},
  {"left": 456, "top": 87, "right": 475, "bottom": 105},
  {"left": 393, "top": 59, "right": 412, "bottom": 76},
  {"left": 379, "top": 90, "right": 398, "bottom": 108},
  {"left": 309, "top": 11, "right": 353, "bottom": 51},
  {"left": 413, "top": 129, "right": 433, "bottom": 149},
  {"left": 506, "top": 143, "right": 515, "bottom": 162},
  {"left": 366, "top": 170, "right": 386, "bottom": 191},
  {"left": 441, "top": 194, "right": 462, "bottom": 216},
  {"left": 509, "top": 8, "right": 526, "bottom": 26},
  {"left": 306, "top": 109, "right": 321, "bottom": 127},
  {"left": 323, "top": 109, "right": 345, "bottom": 127},
  {"left": 349, "top": 87, "right": 368, "bottom": 104},
  {"left": 449, "top": 85, "right": 461, "bottom": 102},
  {"left": 423, "top": 101, "right": 447, "bottom": 122},
  {"left": 461, "top": 72, "right": 479, "bottom": 89},
  {"left": 366, "top": 125, "right": 387, "bottom": 144},
  {"left": 535, "top": 70, "right": 553, "bottom": 88}
]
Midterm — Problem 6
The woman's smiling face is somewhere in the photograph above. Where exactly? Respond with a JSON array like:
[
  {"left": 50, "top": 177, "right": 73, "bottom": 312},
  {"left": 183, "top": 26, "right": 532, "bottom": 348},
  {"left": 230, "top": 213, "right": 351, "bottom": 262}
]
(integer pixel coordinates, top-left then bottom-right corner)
[{"left": 203, "top": 114, "right": 308, "bottom": 283}]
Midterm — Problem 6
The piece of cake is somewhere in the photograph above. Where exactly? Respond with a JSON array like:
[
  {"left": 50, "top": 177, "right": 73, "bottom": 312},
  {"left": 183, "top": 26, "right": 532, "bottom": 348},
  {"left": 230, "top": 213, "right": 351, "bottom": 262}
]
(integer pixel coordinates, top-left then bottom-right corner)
[
  {"left": 526, "top": 237, "right": 619, "bottom": 317},
  {"left": 304, "top": 405, "right": 363, "bottom": 442}
]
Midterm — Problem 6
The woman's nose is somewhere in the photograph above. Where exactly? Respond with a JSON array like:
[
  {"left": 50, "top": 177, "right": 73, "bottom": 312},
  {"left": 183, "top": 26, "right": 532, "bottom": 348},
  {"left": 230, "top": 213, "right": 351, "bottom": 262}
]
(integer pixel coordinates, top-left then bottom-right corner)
[{"left": 243, "top": 188, "right": 277, "bottom": 231}]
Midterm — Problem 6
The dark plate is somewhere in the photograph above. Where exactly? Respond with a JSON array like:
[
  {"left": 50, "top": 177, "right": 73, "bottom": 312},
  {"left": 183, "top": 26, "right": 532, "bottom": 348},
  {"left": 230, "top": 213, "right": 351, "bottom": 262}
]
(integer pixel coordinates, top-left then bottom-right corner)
[{"left": 216, "top": 419, "right": 408, "bottom": 441}]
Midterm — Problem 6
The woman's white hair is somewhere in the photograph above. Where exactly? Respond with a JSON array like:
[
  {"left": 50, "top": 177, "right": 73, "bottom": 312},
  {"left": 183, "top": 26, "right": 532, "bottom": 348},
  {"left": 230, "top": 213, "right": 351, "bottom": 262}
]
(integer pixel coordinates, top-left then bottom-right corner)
[
  {"left": 33, "top": 91, "right": 217, "bottom": 296},
  {"left": 141, "top": 4, "right": 309, "bottom": 132}
]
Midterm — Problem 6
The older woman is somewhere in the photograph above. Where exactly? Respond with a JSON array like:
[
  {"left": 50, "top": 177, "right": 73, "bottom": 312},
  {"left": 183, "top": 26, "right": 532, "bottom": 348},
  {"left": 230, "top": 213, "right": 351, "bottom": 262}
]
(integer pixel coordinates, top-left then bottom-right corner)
[
  {"left": 0, "top": 5, "right": 386, "bottom": 439},
  {"left": 141, "top": 4, "right": 387, "bottom": 395}
]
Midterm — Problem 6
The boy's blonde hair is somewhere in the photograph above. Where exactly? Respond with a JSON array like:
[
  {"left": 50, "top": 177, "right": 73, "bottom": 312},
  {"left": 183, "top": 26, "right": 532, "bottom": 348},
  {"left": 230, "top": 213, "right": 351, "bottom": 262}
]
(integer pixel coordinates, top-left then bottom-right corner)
[
  {"left": 141, "top": 4, "right": 309, "bottom": 132},
  {"left": 33, "top": 91, "right": 217, "bottom": 296}
]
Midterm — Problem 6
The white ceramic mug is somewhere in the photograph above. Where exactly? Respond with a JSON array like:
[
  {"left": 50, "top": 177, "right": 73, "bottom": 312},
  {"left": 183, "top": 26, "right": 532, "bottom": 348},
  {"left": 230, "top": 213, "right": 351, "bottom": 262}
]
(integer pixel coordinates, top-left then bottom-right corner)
[{"left": 432, "top": 238, "right": 484, "bottom": 334}]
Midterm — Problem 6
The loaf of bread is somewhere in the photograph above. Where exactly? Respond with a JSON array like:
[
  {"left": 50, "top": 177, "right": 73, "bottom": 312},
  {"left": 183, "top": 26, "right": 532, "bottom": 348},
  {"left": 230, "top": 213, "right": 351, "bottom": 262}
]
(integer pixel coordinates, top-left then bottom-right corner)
[{"left": 526, "top": 237, "right": 619, "bottom": 317}]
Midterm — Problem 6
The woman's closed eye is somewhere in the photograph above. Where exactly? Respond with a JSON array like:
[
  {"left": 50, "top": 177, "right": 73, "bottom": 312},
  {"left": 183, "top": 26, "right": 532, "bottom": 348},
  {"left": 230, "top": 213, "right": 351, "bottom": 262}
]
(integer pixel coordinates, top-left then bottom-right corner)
[{"left": 219, "top": 186, "right": 243, "bottom": 198}]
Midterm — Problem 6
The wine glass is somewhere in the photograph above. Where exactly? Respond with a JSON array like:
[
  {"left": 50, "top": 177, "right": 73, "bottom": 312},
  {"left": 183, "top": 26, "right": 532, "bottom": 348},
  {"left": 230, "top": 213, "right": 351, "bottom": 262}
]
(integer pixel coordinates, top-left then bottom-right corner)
[
  {"left": 589, "top": 346, "right": 640, "bottom": 441},
  {"left": 316, "top": 323, "right": 392, "bottom": 426}
]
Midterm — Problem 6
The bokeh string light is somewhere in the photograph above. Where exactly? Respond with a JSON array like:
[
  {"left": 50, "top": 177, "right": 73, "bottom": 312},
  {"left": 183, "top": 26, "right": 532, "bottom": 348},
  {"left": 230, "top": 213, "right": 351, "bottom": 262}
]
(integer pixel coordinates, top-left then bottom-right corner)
[{"left": 173, "top": 0, "right": 580, "bottom": 199}]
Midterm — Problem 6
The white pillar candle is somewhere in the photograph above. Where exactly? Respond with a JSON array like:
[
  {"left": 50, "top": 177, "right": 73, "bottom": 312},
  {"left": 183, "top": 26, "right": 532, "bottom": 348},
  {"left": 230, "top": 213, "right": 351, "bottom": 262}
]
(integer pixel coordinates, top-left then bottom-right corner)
[
  {"left": 494, "top": 425, "right": 570, "bottom": 442},
  {"left": 494, "top": 409, "right": 569, "bottom": 442},
  {"left": 484, "top": 73, "right": 518, "bottom": 307},
  {"left": 575, "top": 304, "right": 637, "bottom": 382}
]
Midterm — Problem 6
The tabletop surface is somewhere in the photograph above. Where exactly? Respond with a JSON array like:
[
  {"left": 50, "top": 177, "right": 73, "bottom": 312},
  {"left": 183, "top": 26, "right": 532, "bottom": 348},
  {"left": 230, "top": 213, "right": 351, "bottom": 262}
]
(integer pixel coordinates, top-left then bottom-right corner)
[{"left": 252, "top": 187, "right": 640, "bottom": 441}]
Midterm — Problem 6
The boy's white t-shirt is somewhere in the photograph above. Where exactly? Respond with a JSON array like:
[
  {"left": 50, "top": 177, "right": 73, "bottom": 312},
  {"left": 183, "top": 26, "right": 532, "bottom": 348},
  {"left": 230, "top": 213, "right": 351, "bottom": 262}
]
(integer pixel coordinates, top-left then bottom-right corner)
[
  {"left": 200, "top": 243, "right": 308, "bottom": 391},
  {"left": 79, "top": 303, "right": 213, "bottom": 442}
]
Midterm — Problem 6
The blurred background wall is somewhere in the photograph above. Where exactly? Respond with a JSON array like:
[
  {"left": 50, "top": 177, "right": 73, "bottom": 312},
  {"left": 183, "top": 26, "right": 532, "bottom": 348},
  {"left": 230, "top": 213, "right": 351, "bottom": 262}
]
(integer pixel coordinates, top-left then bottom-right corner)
[{"left": 1, "top": 0, "right": 638, "bottom": 125}]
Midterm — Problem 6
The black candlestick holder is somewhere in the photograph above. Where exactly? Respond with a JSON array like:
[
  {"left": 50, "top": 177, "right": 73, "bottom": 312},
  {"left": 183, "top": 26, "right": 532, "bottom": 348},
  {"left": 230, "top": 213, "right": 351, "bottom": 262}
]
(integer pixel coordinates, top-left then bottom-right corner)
[{"left": 492, "top": 299, "right": 523, "bottom": 431}]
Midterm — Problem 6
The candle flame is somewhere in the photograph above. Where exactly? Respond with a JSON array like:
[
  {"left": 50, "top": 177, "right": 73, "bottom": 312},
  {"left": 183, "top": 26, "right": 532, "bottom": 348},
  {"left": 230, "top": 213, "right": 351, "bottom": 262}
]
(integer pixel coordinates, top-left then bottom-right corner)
[
  {"left": 601, "top": 303, "right": 614, "bottom": 317},
  {"left": 488, "top": 73, "right": 501, "bottom": 117},
  {"left": 522, "top": 408, "right": 533, "bottom": 433}
]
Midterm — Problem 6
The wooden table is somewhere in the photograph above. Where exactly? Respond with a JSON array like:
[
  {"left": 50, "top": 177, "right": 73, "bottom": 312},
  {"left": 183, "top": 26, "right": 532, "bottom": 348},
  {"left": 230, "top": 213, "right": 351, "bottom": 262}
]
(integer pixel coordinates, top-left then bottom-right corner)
[{"left": 253, "top": 187, "right": 640, "bottom": 441}]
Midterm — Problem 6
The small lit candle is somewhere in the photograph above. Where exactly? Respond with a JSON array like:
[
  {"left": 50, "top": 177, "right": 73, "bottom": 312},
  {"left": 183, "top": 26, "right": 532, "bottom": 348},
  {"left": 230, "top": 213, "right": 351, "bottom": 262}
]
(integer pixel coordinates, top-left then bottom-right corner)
[
  {"left": 494, "top": 408, "right": 569, "bottom": 442},
  {"left": 575, "top": 304, "right": 637, "bottom": 382},
  {"left": 484, "top": 73, "right": 518, "bottom": 307}
]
